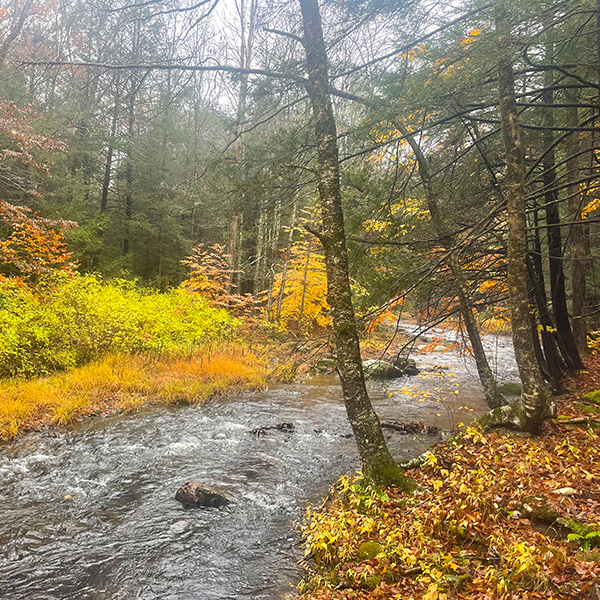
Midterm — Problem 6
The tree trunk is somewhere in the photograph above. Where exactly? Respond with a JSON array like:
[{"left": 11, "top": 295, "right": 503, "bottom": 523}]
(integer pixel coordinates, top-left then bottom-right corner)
[
  {"left": 527, "top": 250, "right": 565, "bottom": 390},
  {"left": 494, "top": 6, "right": 552, "bottom": 433},
  {"left": 566, "top": 101, "right": 589, "bottom": 352},
  {"left": 229, "top": 0, "right": 258, "bottom": 295},
  {"left": 265, "top": 198, "right": 282, "bottom": 321},
  {"left": 101, "top": 92, "right": 119, "bottom": 213},
  {"left": 228, "top": 214, "right": 241, "bottom": 293},
  {"left": 123, "top": 16, "right": 141, "bottom": 256},
  {"left": 254, "top": 199, "right": 267, "bottom": 296},
  {"left": 297, "top": 238, "right": 313, "bottom": 331},
  {"left": 399, "top": 124, "right": 505, "bottom": 409},
  {"left": 276, "top": 197, "right": 298, "bottom": 324},
  {"left": 123, "top": 84, "right": 136, "bottom": 255},
  {"left": 541, "top": 71, "right": 583, "bottom": 370},
  {"left": 299, "top": 0, "right": 413, "bottom": 488}
]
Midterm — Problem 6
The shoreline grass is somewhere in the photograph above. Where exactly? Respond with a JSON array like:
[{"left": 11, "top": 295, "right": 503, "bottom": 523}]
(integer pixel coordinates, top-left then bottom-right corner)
[{"left": 0, "top": 346, "right": 268, "bottom": 441}]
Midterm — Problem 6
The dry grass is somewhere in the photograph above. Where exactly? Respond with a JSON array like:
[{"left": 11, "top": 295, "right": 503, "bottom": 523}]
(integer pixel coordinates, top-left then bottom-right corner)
[{"left": 0, "top": 346, "right": 267, "bottom": 440}]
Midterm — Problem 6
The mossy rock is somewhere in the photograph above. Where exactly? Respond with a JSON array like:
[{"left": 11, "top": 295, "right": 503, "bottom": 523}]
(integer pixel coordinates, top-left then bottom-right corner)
[
  {"left": 446, "top": 573, "right": 471, "bottom": 591},
  {"left": 498, "top": 382, "right": 522, "bottom": 396},
  {"left": 533, "top": 503, "right": 562, "bottom": 524},
  {"left": 362, "top": 359, "right": 404, "bottom": 379},
  {"left": 521, "top": 498, "right": 563, "bottom": 525},
  {"left": 361, "top": 574, "right": 380, "bottom": 591},
  {"left": 357, "top": 541, "right": 383, "bottom": 561}
]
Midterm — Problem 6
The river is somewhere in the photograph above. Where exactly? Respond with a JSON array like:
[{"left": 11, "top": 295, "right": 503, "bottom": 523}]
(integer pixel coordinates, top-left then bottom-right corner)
[{"left": 0, "top": 328, "right": 518, "bottom": 600}]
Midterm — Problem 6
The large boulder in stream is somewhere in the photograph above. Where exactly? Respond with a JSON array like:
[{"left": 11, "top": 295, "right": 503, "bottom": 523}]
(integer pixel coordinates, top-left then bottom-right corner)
[
  {"left": 362, "top": 359, "right": 405, "bottom": 379},
  {"left": 175, "top": 482, "right": 233, "bottom": 508}
]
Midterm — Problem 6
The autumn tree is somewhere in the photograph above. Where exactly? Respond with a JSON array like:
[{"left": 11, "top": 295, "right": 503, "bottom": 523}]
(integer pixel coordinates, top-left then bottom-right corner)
[{"left": 299, "top": 0, "right": 413, "bottom": 488}]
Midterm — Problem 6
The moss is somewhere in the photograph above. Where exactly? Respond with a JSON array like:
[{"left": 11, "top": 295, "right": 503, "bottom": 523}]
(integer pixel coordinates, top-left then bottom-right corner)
[
  {"left": 365, "top": 460, "right": 417, "bottom": 492},
  {"left": 357, "top": 541, "right": 382, "bottom": 561},
  {"left": 361, "top": 574, "right": 380, "bottom": 591},
  {"left": 574, "top": 401, "right": 600, "bottom": 414},
  {"left": 532, "top": 503, "right": 561, "bottom": 524},
  {"left": 479, "top": 402, "right": 526, "bottom": 431},
  {"left": 576, "top": 550, "right": 600, "bottom": 562},
  {"left": 498, "top": 382, "right": 522, "bottom": 396},
  {"left": 447, "top": 573, "right": 471, "bottom": 591}
]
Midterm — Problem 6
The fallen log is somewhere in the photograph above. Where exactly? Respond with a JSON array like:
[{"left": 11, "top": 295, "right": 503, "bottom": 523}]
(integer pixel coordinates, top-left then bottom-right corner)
[{"left": 381, "top": 420, "right": 440, "bottom": 435}]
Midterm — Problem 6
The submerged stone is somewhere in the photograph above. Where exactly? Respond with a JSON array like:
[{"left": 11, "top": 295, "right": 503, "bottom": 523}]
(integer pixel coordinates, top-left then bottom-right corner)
[{"left": 175, "top": 481, "right": 233, "bottom": 508}]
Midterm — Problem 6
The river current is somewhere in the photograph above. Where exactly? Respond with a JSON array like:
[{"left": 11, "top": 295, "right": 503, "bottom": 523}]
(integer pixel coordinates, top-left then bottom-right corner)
[{"left": 0, "top": 327, "right": 518, "bottom": 600}]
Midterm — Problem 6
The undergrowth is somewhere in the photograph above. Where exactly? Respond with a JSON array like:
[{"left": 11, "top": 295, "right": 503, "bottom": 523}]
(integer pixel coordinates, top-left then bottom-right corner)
[
  {"left": 297, "top": 364, "right": 600, "bottom": 600},
  {"left": 0, "top": 273, "right": 238, "bottom": 377},
  {"left": 0, "top": 347, "right": 267, "bottom": 440}
]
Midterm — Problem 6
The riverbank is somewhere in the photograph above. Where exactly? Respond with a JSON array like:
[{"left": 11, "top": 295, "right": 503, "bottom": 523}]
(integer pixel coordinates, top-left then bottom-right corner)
[
  {"left": 297, "top": 357, "right": 600, "bottom": 600},
  {"left": 0, "top": 346, "right": 268, "bottom": 440}
]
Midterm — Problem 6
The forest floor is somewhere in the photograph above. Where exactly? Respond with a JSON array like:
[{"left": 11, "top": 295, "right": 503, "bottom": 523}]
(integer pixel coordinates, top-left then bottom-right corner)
[
  {"left": 296, "top": 356, "right": 600, "bottom": 600},
  {"left": 0, "top": 345, "right": 269, "bottom": 441}
]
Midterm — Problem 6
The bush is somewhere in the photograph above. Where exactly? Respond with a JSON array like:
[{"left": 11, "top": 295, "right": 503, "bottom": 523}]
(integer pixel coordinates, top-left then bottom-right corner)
[{"left": 0, "top": 274, "right": 239, "bottom": 377}]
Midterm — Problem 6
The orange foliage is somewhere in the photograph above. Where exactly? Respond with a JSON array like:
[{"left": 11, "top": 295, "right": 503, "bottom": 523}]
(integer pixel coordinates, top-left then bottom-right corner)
[
  {"left": 0, "top": 201, "right": 77, "bottom": 281},
  {"left": 0, "top": 347, "right": 267, "bottom": 440},
  {"left": 364, "top": 298, "right": 405, "bottom": 334},
  {"left": 181, "top": 242, "right": 255, "bottom": 315},
  {"left": 0, "top": 101, "right": 66, "bottom": 194}
]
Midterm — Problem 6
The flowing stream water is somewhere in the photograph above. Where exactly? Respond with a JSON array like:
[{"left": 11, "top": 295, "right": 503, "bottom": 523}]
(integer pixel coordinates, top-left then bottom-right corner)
[{"left": 0, "top": 328, "right": 519, "bottom": 600}]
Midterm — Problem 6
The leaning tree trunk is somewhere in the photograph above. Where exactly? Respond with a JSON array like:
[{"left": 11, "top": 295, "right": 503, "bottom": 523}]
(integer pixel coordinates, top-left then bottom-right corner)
[
  {"left": 493, "top": 6, "right": 552, "bottom": 433},
  {"left": 399, "top": 124, "right": 506, "bottom": 409},
  {"left": 299, "top": 0, "right": 412, "bottom": 488}
]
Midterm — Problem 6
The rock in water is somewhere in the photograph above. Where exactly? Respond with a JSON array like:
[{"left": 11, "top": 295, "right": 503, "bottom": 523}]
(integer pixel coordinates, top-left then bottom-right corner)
[
  {"left": 393, "top": 357, "right": 420, "bottom": 376},
  {"left": 175, "top": 482, "right": 233, "bottom": 508},
  {"left": 362, "top": 359, "right": 404, "bottom": 379}
]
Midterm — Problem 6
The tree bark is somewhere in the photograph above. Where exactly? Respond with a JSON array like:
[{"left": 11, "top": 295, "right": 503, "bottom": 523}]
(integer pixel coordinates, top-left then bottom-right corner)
[
  {"left": 101, "top": 89, "right": 120, "bottom": 213},
  {"left": 541, "top": 68, "right": 583, "bottom": 370},
  {"left": 123, "top": 82, "right": 136, "bottom": 255},
  {"left": 565, "top": 100, "right": 589, "bottom": 352},
  {"left": 399, "top": 124, "right": 505, "bottom": 409},
  {"left": 276, "top": 197, "right": 298, "bottom": 324},
  {"left": 299, "top": 0, "right": 413, "bottom": 488},
  {"left": 494, "top": 6, "right": 552, "bottom": 433},
  {"left": 297, "top": 238, "right": 313, "bottom": 331},
  {"left": 229, "top": 0, "right": 258, "bottom": 295},
  {"left": 254, "top": 199, "right": 267, "bottom": 295}
]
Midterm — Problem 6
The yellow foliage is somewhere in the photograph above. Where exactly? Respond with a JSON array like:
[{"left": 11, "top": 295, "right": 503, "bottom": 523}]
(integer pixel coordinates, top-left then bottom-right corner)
[
  {"left": 299, "top": 420, "right": 600, "bottom": 599},
  {"left": 267, "top": 241, "right": 331, "bottom": 334},
  {"left": 581, "top": 195, "right": 600, "bottom": 219}
]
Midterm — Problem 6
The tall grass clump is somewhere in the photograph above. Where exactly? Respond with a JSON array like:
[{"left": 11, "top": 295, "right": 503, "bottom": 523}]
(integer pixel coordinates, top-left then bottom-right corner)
[
  {"left": 0, "top": 273, "right": 239, "bottom": 377},
  {"left": 0, "top": 349, "right": 267, "bottom": 439}
]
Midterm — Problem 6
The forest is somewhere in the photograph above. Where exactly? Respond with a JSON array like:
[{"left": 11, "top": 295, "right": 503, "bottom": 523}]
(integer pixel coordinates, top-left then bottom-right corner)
[{"left": 0, "top": 0, "right": 599, "bottom": 599}]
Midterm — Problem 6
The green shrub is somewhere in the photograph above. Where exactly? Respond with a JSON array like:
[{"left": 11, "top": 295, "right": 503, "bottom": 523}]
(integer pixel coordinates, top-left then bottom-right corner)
[{"left": 0, "top": 274, "right": 239, "bottom": 377}]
